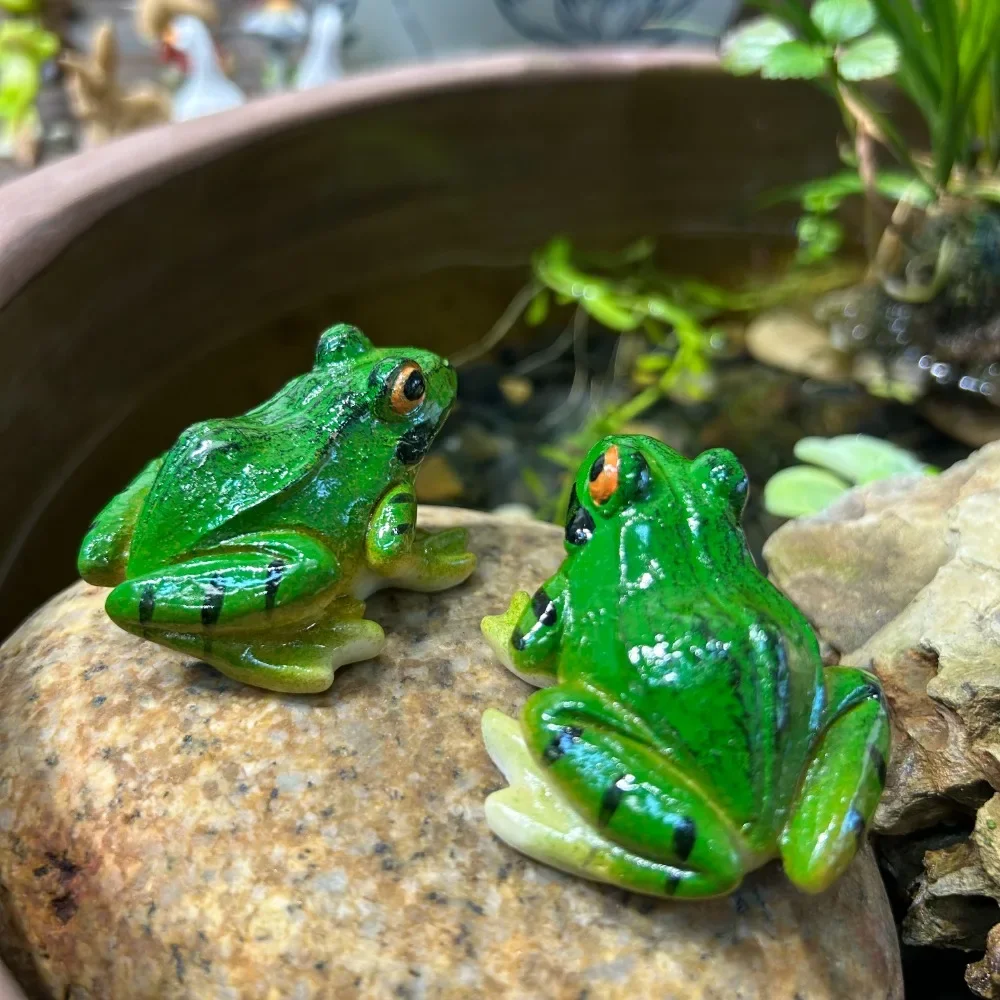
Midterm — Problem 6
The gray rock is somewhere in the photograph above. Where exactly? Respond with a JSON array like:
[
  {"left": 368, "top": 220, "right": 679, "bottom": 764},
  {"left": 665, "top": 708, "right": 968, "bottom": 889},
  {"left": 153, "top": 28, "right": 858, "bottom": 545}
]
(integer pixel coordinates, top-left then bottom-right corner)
[{"left": 765, "top": 443, "right": 1000, "bottom": 968}]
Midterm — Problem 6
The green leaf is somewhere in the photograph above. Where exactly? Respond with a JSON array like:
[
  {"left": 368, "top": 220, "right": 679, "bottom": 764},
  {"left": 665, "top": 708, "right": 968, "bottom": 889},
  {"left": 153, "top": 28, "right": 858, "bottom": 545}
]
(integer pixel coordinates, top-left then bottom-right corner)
[
  {"left": 795, "top": 215, "right": 843, "bottom": 264},
  {"left": 836, "top": 32, "right": 901, "bottom": 80},
  {"left": 720, "top": 16, "right": 795, "bottom": 75},
  {"left": 762, "top": 41, "right": 831, "bottom": 80},
  {"left": 792, "top": 434, "right": 931, "bottom": 485},
  {"left": 762, "top": 169, "right": 934, "bottom": 214},
  {"left": 763, "top": 467, "right": 850, "bottom": 518},
  {"left": 524, "top": 289, "right": 549, "bottom": 326},
  {"left": 811, "top": 0, "right": 876, "bottom": 43}
]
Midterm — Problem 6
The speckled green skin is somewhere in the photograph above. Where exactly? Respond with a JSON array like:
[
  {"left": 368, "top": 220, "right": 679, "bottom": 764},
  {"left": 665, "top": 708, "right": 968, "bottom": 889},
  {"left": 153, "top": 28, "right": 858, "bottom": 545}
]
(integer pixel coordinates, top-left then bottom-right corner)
[
  {"left": 482, "top": 434, "right": 889, "bottom": 899},
  {"left": 78, "top": 325, "right": 476, "bottom": 693}
]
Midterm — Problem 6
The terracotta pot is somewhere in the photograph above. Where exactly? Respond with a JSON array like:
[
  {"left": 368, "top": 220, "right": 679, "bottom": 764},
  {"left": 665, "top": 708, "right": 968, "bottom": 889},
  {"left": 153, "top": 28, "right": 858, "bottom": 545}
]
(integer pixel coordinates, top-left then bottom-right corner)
[{"left": 0, "top": 49, "right": 841, "bottom": 638}]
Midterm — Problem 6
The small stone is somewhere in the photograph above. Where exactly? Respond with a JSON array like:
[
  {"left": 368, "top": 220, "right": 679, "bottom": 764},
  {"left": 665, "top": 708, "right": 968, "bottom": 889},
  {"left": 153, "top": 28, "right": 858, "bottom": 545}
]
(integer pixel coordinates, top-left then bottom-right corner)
[
  {"left": 0, "top": 510, "right": 902, "bottom": 999},
  {"left": 746, "top": 310, "right": 852, "bottom": 382},
  {"left": 498, "top": 375, "right": 533, "bottom": 407},
  {"left": 414, "top": 454, "right": 464, "bottom": 503},
  {"left": 489, "top": 503, "right": 535, "bottom": 520},
  {"left": 967, "top": 923, "right": 1000, "bottom": 997},
  {"left": 923, "top": 398, "right": 1000, "bottom": 448}
]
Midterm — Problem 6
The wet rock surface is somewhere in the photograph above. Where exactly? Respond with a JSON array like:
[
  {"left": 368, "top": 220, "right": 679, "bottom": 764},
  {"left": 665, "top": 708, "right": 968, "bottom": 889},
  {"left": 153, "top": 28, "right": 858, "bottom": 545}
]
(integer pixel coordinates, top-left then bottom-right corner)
[
  {"left": 0, "top": 509, "right": 903, "bottom": 1000},
  {"left": 765, "top": 443, "right": 1000, "bottom": 981}
]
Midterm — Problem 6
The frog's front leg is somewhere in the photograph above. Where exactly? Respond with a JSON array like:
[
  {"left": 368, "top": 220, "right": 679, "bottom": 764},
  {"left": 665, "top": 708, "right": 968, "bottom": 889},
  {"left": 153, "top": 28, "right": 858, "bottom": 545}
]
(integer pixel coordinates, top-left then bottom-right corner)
[
  {"left": 779, "top": 667, "right": 890, "bottom": 893},
  {"left": 78, "top": 458, "right": 163, "bottom": 587},
  {"left": 105, "top": 530, "right": 384, "bottom": 694},
  {"left": 364, "top": 484, "right": 476, "bottom": 593},
  {"left": 481, "top": 572, "right": 568, "bottom": 686},
  {"left": 505, "top": 683, "right": 748, "bottom": 899}
]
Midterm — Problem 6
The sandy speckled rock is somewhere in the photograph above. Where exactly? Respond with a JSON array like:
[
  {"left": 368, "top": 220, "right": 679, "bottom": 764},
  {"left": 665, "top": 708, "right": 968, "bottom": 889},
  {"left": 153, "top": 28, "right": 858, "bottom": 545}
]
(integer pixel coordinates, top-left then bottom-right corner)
[{"left": 0, "top": 509, "right": 902, "bottom": 1000}]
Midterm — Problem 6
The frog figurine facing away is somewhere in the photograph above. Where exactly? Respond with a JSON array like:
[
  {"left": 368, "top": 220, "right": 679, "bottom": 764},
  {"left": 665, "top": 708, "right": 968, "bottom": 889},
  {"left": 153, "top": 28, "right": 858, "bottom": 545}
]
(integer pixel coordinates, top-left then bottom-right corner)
[
  {"left": 481, "top": 434, "right": 889, "bottom": 899},
  {"left": 79, "top": 324, "right": 476, "bottom": 693}
]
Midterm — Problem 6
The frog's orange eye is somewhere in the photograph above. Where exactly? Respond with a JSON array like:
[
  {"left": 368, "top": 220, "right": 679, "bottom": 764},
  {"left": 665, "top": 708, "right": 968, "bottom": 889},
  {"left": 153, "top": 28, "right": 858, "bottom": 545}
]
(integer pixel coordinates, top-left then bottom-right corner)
[
  {"left": 588, "top": 445, "right": 620, "bottom": 505},
  {"left": 390, "top": 363, "right": 426, "bottom": 415}
]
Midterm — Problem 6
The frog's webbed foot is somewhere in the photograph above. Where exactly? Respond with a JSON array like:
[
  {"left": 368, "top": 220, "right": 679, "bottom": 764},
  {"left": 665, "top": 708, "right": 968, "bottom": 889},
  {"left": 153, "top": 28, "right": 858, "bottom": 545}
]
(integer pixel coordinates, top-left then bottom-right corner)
[
  {"left": 104, "top": 530, "right": 384, "bottom": 693},
  {"left": 779, "top": 667, "right": 890, "bottom": 893},
  {"left": 483, "top": 686, "right": 752, "bottom": 900},
  {"left": 151, "top": 608, "right": 385, "bottom": 694},
  {"left": 365, "top": 485, "right": 476, "bottom": 593}
]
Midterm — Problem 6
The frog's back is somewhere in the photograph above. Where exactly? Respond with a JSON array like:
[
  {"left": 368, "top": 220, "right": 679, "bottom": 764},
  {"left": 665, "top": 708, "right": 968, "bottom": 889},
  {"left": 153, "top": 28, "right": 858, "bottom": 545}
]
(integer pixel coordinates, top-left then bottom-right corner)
[
  {"left": 612, "top": 578, "right": 822, "bottom": 844},
  {"left": 127, "top": 370, "right": 348, "bottom": 574}
]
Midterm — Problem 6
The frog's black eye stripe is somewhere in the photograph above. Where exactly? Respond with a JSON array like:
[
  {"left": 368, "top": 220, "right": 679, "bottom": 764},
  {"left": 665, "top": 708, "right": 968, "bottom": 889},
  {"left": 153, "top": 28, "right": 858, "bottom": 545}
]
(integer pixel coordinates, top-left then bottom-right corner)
[
  {"left": 565, "top": 486, "right": 595, "bottom": 546},
  {"left": 389, "top": 363, "right": 426, "bottom": 415},
  {"left": 531, "top": 587, "right": 558, "bottom": 627},
  {"left": 588, "top": 445, "right": 620, "bottom": 505}
]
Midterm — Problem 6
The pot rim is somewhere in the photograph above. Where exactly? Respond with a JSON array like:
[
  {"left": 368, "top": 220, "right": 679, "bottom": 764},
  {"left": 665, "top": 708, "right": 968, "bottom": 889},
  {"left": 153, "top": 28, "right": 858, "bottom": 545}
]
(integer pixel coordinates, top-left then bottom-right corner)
[{"left": 0, "top": 46, "right": 719, "bottom": 311}]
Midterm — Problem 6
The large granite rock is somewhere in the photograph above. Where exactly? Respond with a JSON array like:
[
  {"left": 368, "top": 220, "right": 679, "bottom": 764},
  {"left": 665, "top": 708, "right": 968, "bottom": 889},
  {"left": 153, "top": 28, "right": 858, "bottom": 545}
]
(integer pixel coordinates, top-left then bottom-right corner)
[
  {"left": 0, "top": 509, "right": 902, "bottom": 1000},
  {"left": 764, "top": 443, "right": 1000, "bottom": 981}
]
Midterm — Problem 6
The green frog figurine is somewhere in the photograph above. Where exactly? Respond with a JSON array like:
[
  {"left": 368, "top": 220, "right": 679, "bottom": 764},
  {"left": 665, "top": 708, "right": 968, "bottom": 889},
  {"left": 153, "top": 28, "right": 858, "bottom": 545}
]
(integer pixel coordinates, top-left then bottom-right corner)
[
  {"left": 79, "top": 324, "right": 476, "bottom": 693},
  {"left": 481, "top": 434, "right": 889, "bottom": 899}
]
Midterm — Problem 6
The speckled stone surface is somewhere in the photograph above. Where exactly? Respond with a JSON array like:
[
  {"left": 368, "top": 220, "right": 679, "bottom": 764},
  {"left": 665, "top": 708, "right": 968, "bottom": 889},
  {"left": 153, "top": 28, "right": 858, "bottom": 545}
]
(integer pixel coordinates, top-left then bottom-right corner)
[{"left": 0, "top": 508, "right": 902, "bottom": 1000}]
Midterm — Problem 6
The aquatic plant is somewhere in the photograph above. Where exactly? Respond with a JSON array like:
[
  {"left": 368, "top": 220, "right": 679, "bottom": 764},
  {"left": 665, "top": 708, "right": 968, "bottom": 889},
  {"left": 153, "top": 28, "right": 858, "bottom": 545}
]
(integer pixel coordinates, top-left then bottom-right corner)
[
  {"left": 458, "top": 236, "right": 862, "bottom": 522},
  {"left": 763, "top": 432, "right": 936, "bottom": 518},
  {"left": 723, "top": 0, "right": 1000, "bottom": 410}
]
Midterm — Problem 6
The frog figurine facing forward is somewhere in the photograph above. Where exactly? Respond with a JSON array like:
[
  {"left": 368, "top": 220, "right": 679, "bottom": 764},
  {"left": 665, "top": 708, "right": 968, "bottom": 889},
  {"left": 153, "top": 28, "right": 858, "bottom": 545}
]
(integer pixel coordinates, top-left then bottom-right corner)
[
  {"left": 79, "top": 324, "right": 476, "bottom": 693},
  {"left": 481, "top": 434, "right": 889, "bottom": 899}
]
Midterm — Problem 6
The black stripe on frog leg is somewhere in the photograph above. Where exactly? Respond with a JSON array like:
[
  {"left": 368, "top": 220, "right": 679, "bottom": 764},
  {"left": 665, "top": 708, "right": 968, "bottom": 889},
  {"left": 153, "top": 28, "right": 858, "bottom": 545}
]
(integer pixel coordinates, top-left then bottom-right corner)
[
  {"left": 265, "top": 558, "right": 286, "bottom": 612},
  {"left": 389, "top": 490, "right": 416, "bottom": 506},
  {"left": 138, "top": 585, "right": 156, "bottom": 625},
  {"left": 868, "top": 744, "right": 887, "bottom": 787},
  {"left": 543, "top": 725, "right": 583, "bottom": 764},
  {"left": 598, "top": 772, "right": 636, "bottom": 827},
  {"left": 664, "top": 871, "right": 682, "bottom": 896},
  {"left": 392, "top": 522, "right": 414, "bottom": 536},
  {"left": 201, "top": 576, "right": 226, "bottom": 627},
  {"left": 674, "top": 816, "right": 697, "bottom": 862},
  {"left": 565, "top": 485, "right": 595, "bottom": 546},
  {"left": 530, "top": 587, "right": 558, "bottom": 627},
  {"left": 844, "top": 807, "right": 867, "bottom": 848}
]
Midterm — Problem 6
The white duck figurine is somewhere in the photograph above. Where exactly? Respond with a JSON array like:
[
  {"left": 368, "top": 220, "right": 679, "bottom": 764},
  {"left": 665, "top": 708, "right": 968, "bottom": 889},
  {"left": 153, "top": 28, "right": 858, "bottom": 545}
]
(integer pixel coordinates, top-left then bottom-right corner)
[
  {"left": 293, "top": 3, "right": 344, "bottom": 91},
  {"left": 163, "top": 14, "right": 245, "bottom": 122}
]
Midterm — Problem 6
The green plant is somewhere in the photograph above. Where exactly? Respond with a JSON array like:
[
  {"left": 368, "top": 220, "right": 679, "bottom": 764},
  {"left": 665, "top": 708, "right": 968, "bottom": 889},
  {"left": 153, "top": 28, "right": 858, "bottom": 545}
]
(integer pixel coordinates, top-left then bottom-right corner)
[
  {"left": 763, "top": 433, "right": 937, "bottom": 518},
  {"left": 456, "top": 237, "right": 862, "bottom": 523},
  {"left": 722, "top": 0, "right": 1000, "bottom": 269}
]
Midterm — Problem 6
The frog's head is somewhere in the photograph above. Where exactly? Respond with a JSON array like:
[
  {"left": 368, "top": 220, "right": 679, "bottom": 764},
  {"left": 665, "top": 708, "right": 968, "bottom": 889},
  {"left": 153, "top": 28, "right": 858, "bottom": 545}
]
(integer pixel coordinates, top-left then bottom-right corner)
[
  {"left": 565, "top": 433, "right": 750, "bottom": 557},
  {"left": 314, "top": 324, "right": 457, "bottom": 470}
]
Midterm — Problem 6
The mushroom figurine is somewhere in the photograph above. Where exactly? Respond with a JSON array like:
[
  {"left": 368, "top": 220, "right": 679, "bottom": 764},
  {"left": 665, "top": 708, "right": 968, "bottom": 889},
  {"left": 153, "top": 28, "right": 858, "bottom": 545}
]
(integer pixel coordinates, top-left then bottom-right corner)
[
  {"left": 161, "top": 14, "right": 244, "bottom": 121},
  {"left": 293, "top": 2, "right": 344, "bottom": 91},
  {"left": 240, "top": 0, "right": 308, "bottom": 92}
]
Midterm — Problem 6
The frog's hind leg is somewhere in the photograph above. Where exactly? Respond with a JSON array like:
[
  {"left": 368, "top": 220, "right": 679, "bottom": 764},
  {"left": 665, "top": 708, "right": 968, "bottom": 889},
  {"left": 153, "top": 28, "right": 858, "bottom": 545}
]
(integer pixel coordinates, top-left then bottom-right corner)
[
  {"left": 488, "top": 685, "right": 751, "bottom": 899},
  {"left": 779, "top": 667, "right": 890, "bottom": 893},
  {"left": 105, "top": 530, "right": 384, "bottom": 693}
]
